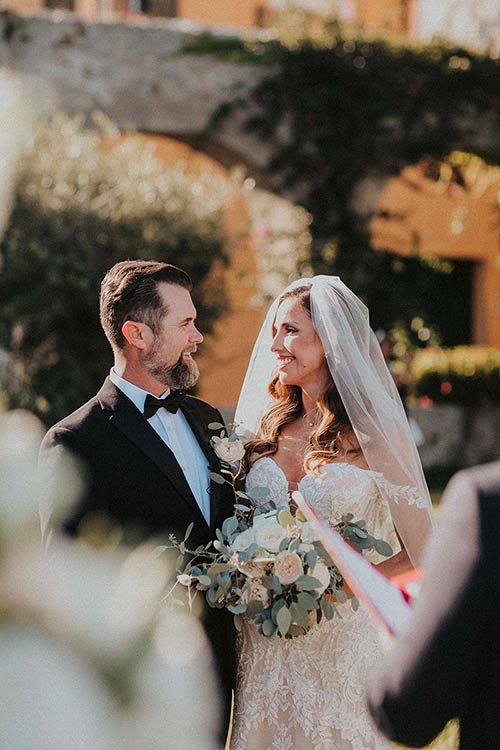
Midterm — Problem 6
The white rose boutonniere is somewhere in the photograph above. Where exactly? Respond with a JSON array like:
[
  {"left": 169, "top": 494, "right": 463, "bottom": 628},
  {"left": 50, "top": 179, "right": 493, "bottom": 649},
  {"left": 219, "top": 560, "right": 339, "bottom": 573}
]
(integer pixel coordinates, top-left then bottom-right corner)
[{"left": 212, "top": 435, "right": 245, "bottom": 463}]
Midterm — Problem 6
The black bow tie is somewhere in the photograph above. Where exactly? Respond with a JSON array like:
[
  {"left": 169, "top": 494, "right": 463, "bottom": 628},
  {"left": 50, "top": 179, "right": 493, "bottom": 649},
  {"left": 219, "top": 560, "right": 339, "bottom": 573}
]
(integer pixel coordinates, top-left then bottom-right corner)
[{"left": 143, "top": 391, "right": 186, "bottom": 419}]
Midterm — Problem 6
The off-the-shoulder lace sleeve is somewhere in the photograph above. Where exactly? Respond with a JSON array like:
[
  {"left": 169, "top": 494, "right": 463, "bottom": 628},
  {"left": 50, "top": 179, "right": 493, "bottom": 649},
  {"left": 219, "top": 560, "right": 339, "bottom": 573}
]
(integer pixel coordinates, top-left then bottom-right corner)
[
  {"left": 370, "top": 472, "right": 430, "bottom": 509},
  {"left": 370, "top": 472, "right": 435, "bottom": 567}
]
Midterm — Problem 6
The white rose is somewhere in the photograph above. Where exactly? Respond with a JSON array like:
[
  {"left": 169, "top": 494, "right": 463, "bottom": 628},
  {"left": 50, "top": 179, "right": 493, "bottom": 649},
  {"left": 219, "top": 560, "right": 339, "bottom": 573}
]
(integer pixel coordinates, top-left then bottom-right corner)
[
  {"left": 311, "top": 559, "right": 331, "bottom": 594},
  {"left": 255, "top": 522, "right": 288, "bottom": 553},
  {"left": 231, "top": 527, "right": 256, "bottom": 553},
  {"left": 240, "top": 581, "right": 270, "bottom": 607},
  {"left": 274, "top": 551, "right": 303, "bottom": 585},
  {"left": 213, "top": 436, "right": 245, "bottom": 463},
  {"left": 252, "top": 512, "right": 275, "bottom": 528},
  {"left": 301, "top": 521, "right": 321, "bottom": 544}
]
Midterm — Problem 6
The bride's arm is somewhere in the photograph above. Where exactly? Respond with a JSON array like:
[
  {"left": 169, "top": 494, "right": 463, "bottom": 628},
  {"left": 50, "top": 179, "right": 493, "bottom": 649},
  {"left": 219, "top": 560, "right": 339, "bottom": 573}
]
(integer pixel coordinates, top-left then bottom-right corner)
[{"left": 375, "top": 548, "right": 412, "bottom": 578}]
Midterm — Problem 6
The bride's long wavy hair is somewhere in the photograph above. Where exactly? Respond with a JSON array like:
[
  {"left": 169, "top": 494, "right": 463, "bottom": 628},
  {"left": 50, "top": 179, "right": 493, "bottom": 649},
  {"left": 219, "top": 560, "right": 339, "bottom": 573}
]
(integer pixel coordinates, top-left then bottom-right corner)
[{"left": 245, "top": 285, "right": 357, "bottom": 473}]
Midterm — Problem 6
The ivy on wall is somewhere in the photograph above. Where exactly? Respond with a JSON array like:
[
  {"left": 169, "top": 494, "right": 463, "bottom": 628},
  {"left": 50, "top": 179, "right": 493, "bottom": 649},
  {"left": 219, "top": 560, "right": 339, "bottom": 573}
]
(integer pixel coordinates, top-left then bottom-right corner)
[{"left": 189, "top": 28, "right": 500, "bottom": 341}]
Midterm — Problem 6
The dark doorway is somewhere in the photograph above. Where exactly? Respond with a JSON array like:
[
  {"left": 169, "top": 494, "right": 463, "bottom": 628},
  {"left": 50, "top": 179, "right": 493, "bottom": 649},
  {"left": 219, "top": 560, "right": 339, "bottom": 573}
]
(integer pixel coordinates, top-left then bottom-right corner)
[{"left": 368, "top": 254, "right": 473, "bottom": 346}]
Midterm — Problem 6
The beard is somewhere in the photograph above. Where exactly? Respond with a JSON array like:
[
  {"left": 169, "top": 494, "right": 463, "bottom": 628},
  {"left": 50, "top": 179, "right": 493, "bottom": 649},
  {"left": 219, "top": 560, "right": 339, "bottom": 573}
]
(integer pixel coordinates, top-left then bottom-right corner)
[{"left": 145, "top": 344, "right": 200, "bottom": 390}]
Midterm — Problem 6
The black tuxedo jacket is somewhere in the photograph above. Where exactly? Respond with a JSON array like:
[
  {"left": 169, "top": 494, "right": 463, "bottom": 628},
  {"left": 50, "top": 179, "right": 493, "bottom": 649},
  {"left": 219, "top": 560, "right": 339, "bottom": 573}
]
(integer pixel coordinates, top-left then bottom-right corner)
[
  {"left": 367, "top": 460, "right": 500, "bottom": 750},
  {"left": 39, "top": 377, "right": 236, "bottom": 736}
]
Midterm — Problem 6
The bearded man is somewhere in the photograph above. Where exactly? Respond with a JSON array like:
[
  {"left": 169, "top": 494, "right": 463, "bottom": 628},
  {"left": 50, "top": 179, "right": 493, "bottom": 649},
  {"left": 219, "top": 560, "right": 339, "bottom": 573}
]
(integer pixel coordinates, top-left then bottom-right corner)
[{"left": 39, "top": 260, "right": 235, "bottom": 741}]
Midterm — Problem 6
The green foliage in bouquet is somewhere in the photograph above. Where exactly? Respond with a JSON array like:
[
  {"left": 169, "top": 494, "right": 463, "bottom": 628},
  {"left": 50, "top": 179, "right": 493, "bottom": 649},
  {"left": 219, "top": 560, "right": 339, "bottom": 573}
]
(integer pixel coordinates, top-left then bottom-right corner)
[
  {"left": 165, "top": 496, "right": 392, "bottom": 639},
  {"left": 410, "top": 346, "right": 500, "bottom": 405},
  {"left": 0, "top": 113, "right": 232, "bottom": 426}
]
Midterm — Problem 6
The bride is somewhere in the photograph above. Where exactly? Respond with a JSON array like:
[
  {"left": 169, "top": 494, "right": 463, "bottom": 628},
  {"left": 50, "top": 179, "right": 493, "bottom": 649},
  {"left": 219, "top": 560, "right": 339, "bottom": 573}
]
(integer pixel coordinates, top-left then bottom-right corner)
[{"left": 230, "top": 277, "right": 435, "bottom": 750}]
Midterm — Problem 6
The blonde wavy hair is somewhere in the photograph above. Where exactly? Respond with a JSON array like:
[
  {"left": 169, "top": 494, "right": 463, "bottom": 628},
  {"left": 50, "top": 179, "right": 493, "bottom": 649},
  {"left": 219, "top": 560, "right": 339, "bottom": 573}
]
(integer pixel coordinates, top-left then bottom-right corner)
[{"left": 245, "top": 285, "right": 358, "bottom": 473}]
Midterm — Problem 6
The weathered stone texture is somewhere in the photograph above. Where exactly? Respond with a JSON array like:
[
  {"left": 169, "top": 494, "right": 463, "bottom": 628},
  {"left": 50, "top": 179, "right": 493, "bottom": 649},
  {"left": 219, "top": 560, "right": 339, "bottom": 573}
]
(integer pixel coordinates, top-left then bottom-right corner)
[{"left": 0, "top": 10, "right": 271, "bottom": 163}]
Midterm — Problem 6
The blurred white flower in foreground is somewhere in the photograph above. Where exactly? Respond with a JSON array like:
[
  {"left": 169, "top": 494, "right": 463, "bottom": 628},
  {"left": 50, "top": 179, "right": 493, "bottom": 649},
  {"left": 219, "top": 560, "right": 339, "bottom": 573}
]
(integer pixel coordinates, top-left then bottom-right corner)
[
  {"left": 0, "top": 70, "right": 36, "bottom": 240},
  {"left": 0, "top": 409, "right": 218, "bottom": 750}
]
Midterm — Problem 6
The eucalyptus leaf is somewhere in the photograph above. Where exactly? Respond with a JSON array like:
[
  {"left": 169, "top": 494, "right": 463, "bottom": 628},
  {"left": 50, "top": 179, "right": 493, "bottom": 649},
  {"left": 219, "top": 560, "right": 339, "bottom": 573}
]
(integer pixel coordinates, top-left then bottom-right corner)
[
  {"left": 246, "top": 600, "right": 264, "bottom": 618},
  {"left": 279, "top": 537, "right": 290, "bottom": 552},
  {"left": 289, "top": 602, "right": 310, "bottom": 629},
  {"left": 222, "top": 515, "right": 238, "bottom": 537},
  {"left": 234, "top": 502, "right": 251, "bottom": 513},
  {"left": 278, "top": 509, "right": 295, "bottom": 528},
  {"left": 271, "top": 599, "right": 286, "bottom": 621},
  {"left": 297, "top": 591, "right": 318, "bottom": 610},
  {"left": 276, "top": 605, "right": 292, "bottom": 637},
  {"left": 183, "top": 521, "right": 194, "bottom": 542},
  {"left": 208, "top": 422, "right": 224, "bottom": 430},
  {"left": 233, "top": 614, "right": 242, "bottom": 632},
  {"left": 353, "top": 527, "right": 368, "bottom": 539},
  {"left": 335, "top": 589, "right": 348, "bottom": 603},
  {"left": 206, "top": 587, "right": 217, "bottom": 606},
  {"left": 321, "top": 598, "right": 335, "bottom": 620},
  {"left": 210, "top": 472, "right": 226, "bottom": 485},
  {"left": 295, "top": 575, "right": 322, "bottom": 591},
  {"left": 198, "top": 575, "right": 212, "bottom": 587},
  {"left": 351, "top": 596, "right": 360, "bottom": 611},
  {"left": 306, "top": 550, "right": 318, "bottom": 570},
  {"left": 262, "top": 619, "right": 276, "bottom": 638},
  {"left": 227, "top": 603, "right": 247, "bottom": 615},
  {"left": 375, "top": 540, "right": 393, "bottom": 557},
  {"left": 208, "top": 563, "right": 233, "bottom": 575},
  {"left": 272, "top": 575, "right": 282, "bottom": 595}
]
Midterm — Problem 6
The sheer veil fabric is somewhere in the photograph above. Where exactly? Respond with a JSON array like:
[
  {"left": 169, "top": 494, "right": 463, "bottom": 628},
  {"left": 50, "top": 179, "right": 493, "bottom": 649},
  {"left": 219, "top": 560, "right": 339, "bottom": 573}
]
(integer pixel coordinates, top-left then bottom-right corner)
[{"left": 235, "top": 276, "right": 434, "bottom": 567}]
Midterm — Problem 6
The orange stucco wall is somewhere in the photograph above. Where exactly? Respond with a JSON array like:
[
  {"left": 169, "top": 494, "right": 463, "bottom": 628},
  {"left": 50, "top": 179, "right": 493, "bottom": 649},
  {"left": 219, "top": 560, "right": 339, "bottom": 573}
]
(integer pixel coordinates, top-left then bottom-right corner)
[
  {"left": 355, "top": 0, "right": 416, "bottom": 34},
  {"left": 177, "top": 0, "right": 266, "bottom": 28},
  {"left": 126, "top": 134, "right": 265, "bottom": 410}
]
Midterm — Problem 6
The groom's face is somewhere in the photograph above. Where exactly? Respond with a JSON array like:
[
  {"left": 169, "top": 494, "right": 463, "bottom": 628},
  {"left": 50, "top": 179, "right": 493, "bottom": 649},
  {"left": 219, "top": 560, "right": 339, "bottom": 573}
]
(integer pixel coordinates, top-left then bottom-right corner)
[{"left": 144, "top": 283, "right": 203, "bottom": 389}]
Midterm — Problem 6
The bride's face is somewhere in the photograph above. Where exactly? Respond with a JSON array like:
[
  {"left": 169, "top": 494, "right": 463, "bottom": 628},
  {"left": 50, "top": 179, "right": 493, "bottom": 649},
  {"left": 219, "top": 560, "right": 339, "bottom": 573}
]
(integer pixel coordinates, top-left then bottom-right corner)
[{"left": 271, "top": 298, "right": 329, "bottom": 390}]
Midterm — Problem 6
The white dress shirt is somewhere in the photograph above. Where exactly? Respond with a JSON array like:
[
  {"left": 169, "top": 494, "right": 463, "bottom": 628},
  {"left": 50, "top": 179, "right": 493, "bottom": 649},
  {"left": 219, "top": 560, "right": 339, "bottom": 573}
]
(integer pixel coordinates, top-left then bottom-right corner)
[{"left": 109, "top": 369, "right": 212, "bottom": 525}]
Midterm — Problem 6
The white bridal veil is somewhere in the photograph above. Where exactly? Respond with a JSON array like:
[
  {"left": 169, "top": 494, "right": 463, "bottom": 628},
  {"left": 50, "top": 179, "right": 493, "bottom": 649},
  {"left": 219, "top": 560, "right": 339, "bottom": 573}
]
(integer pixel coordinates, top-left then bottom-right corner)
[{"left": 235, "top": 276, "right": 434, "bottom": 567}]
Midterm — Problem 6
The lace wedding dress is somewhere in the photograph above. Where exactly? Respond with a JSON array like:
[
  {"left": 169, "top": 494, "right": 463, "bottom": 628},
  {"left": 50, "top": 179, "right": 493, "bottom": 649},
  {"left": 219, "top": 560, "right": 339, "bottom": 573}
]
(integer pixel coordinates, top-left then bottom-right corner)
[{"left": 230, "top": 456, "right": 400, "bottom": 750}]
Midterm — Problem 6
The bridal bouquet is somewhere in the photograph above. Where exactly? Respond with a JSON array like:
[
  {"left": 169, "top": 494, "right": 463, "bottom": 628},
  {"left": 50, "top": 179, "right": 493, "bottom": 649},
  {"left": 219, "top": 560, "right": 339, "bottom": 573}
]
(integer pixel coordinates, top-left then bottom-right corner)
[{"left": 163, "top": 424, "right": 393, "bottom": 639}]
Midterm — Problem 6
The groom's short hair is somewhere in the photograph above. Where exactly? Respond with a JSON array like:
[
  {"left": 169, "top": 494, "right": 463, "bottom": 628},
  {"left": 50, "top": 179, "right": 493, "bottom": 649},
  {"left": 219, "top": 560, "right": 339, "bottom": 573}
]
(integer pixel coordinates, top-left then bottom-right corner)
[{"left": 100, "top": 260, "right": 192, "bottom": 349}]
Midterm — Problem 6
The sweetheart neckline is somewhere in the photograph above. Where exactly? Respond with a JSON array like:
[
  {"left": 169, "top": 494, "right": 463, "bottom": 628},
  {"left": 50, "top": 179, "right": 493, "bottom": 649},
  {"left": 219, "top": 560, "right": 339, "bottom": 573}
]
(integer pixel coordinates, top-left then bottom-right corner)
[{"left": 252, "top": 455, "right": 379, "bottom": 489}]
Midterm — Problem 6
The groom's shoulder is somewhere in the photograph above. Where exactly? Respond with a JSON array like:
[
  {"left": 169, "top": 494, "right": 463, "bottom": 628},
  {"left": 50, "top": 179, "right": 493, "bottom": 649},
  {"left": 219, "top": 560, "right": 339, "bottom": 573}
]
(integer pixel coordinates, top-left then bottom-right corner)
[
  {"left": 44, "top": 395, "right": 104, "bottom": 442},
  {"left": 184, "top": 394, "right": 223, "bottom": 420}
]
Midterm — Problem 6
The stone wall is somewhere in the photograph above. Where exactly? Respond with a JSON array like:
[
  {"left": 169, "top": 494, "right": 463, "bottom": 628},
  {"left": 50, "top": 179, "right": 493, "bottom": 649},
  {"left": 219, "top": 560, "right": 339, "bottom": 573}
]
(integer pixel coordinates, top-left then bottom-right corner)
[
  {"left": 410, "top": 403, "right": 500, "bottom": 471},
  {"left": 0, "top": 10, "right": 272, "bottom": 166}
]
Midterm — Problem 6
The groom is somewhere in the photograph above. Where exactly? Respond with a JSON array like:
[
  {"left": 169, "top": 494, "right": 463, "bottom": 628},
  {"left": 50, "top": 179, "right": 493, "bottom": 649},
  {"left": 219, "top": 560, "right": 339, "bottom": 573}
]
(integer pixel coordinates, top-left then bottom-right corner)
[{"left": 39, "top": 259, "right": 235, "bottom": 741}]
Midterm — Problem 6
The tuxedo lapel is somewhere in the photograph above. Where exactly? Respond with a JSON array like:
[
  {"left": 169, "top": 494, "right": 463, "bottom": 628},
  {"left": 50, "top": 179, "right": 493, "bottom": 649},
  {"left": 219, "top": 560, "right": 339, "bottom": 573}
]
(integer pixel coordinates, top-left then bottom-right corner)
[
  {"left": 96, "top": 379, "right": 207, "bottom": 525},
  {"left": 180, "top": 398, "right": 225, "bottom": 532}
]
